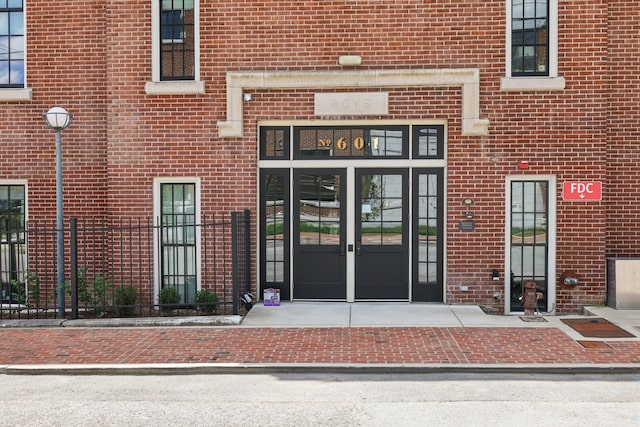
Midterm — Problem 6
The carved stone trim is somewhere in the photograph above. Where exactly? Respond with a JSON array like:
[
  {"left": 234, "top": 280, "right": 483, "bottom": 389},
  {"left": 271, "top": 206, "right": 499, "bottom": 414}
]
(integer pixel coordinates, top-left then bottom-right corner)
[{"left": 217, "top": 69, "right": 489, "bottom": 137}]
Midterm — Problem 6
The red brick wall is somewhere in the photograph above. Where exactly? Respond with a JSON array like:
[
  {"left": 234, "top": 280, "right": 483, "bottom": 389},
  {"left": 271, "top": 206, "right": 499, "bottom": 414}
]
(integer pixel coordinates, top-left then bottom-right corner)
[
  {"left": 0, "top": 1, "right": 108, "bottom": 224},
  {"left": 606, "top": 1, "right": 640, "bottom": 258},
  {"left": 0, "top": 1, "right": 618, "bottom": 312}
]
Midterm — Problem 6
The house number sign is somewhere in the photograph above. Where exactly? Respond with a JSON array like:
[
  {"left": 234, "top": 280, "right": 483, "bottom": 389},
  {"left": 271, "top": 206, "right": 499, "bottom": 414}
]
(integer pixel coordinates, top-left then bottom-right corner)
[{"left": 318, "top": 137, "right": 365, "bottom": 150}]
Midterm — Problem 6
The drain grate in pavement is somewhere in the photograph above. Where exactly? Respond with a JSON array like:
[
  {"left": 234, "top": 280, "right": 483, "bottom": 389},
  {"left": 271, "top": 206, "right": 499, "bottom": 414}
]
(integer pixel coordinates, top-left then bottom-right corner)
[
  {"left": 561, "top": 317, "right": 635, "bottom": 338},
  {"left": 577, "top": 340, "right": 612, "bottom": 349}
]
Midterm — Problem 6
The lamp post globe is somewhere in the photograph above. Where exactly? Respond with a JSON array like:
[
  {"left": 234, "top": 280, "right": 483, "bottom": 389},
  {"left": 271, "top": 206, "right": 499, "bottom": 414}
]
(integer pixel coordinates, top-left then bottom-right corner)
[{"left": 44, "top": 106, "right": 71, "bottom": 131}]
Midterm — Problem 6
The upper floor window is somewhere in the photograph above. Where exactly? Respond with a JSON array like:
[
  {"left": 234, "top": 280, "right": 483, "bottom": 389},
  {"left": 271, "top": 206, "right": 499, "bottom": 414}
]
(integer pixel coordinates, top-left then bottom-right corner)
[
  {"left": 0, "top": 0, "right": 24, "bottom": 88},
  {"left": 511, "top": 0, "right": 548, "bottom": 76},
  {"left": 502, "top": 0, "right": 564, "bottom": 91},
  {"left": 147, "top": 0, "right": 203, "bottom": 94},
  {"left": 160, "top": 0, "right": 195, "bottom": 81}
]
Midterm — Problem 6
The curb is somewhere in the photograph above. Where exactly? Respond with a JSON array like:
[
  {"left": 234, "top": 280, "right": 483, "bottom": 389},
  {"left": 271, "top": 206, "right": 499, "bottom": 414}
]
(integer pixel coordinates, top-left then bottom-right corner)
[
  {"left": 2, "top": 363, "right": 640, "bottom": 376},
  {"left": 0, "top": 315, "right": 243, "bottom": 328}
]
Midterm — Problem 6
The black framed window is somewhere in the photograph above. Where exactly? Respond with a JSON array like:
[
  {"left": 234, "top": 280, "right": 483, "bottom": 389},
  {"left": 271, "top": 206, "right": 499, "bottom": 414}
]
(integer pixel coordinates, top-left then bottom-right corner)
[
  {"left": 0, "top": 0, "right": 24, "bottom": 88},
  {"left": 259, "top": 127, "right": 290, "bottom": 160},
  {"left": 510, "top": 180, "right": 549, "bottom": 311},
  {"left": 412, "top": 125, "right": 444, "bottom": 159},
  {"left": 512, "top": 0, "right": 549, "bottom": 76},
  {"left": 0, "top": 184, "right": 25, "bottom": 302},
  {"left": 160, "top": 183, "right": 197, "bottom": 304},
  {"left": 294, "top": 126, "right": 408, "bottom": 159},
  {"left": 260, "top": 125, "right": 443, "bottom": 160},
  {"left": 260, "top": 169, "right": 290, "bottom": 300},
  {"left": 412, "top": 169, "right": 444, "bottom": 302},
  {"left": 0, "top": 184, "right": 24, "bottom": 234},
  {"left": 160, "top": 0, "right": 195, "bottom": 80}
]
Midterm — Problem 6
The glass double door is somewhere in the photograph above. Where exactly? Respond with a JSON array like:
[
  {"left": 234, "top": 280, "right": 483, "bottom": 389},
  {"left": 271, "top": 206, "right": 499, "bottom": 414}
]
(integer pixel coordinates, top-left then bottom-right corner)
[{"left": 293, "top": 168, "right": 408, "bottom": 300}]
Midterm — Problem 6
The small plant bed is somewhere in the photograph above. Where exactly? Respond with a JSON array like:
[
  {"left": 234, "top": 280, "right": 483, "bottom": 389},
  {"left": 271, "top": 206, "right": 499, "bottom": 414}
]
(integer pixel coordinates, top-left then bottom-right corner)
[{"left": 0, "top": 300, "right": 246, "bottom": 321}]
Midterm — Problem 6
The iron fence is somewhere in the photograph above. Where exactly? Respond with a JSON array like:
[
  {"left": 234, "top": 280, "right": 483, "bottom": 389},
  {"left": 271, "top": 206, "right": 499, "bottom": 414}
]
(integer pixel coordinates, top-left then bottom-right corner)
[{"left": 0, "top": 209, "right": 251, "bottom": 320}]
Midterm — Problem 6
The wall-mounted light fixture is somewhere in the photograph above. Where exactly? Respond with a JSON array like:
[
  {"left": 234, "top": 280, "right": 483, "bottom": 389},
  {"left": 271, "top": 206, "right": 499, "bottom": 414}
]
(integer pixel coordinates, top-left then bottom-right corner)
[
  {"left": 492, "top": 269, "right": 500, "bottom": 281},
  {"left": 243, "top": 93, "right": 253, "bottom": 102},
  {"left": 338, "top": 55, "right": 362, "bottom": 66},
  {"left": 462, "top": 198, "right": 475, "bottom": 219}
]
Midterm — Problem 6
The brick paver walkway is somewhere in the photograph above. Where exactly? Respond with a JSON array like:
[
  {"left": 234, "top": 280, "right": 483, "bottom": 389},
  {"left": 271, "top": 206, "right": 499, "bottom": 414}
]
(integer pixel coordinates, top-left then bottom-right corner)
[{"left": 2, "top": 326, "right": 640, "bottom": 366}]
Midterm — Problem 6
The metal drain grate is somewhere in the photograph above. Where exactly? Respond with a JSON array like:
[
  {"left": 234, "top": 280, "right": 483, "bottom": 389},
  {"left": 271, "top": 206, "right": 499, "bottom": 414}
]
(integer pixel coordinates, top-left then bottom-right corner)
[{"left": 561, "top": 318, "right": 635, "bottom": 338}]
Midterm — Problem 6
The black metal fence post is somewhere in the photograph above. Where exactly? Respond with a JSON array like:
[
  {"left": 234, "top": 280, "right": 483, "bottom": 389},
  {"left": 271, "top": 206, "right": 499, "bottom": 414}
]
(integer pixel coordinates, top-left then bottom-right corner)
[
  {"left": 70, "top": 217, "right": 78, "bottom": 320},
  {"left": 231, "top": 211, "right": 239, "bottom": 315},
  {"left": 243, "top": 209, "right": 251, "bottom": 294}
]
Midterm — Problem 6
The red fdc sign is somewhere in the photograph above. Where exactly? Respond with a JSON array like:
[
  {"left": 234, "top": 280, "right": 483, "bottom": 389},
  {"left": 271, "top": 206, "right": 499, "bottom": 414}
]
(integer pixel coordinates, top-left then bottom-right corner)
[{"left": 562, "top": 181, "right": 602, "bottom": 201}]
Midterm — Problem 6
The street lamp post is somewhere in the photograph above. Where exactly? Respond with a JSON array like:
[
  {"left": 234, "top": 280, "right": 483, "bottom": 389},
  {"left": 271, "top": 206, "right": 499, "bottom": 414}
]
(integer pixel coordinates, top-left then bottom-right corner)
[{"left": 43, "top": 107, "right": 72, "bottom": 318}]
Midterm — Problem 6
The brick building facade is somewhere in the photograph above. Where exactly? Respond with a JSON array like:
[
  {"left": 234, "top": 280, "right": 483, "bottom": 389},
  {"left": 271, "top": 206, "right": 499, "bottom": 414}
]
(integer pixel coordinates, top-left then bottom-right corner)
[{"left": 0, "top": 1, "right": 636, "bottom": 314}]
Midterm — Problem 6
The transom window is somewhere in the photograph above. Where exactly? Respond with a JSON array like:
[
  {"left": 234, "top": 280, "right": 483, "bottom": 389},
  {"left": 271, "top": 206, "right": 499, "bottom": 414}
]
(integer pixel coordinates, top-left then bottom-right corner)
[
  {"left": 294, "top": 126, "right": 408, "bottom": 159},
  {"left": 511, "top": 0, "right": 549, "bottom": 76},
  {"left": 0, "top": 0, "right": 24, "bottom": 88},
  {"left": 160, "top": 0, "right": 195, "bottom": 80},
  {"left": 260, "top": 125, "right": 444, "bottom": 161},
  {"left": 260, "top": 127, "right": 290, "bottom": 160}
]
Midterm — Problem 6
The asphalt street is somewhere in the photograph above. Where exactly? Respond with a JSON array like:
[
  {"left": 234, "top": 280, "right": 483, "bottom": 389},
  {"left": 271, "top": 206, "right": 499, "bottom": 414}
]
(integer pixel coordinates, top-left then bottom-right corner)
[{"left": 1, "top": 373, "right": 639, "bottom": 426}]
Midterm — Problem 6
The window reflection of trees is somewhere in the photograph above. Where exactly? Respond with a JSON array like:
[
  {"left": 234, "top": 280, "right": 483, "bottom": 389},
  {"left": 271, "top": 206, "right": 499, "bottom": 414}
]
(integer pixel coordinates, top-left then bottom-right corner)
[
  {"left": 361, "top": 174, "right": 402, "bottom": 246},
  {"left": 299, "top": 175, "right": 340, "bottom": 246},
  {"left": 512, "top": 0, "right": 548, "bottom": 75}
]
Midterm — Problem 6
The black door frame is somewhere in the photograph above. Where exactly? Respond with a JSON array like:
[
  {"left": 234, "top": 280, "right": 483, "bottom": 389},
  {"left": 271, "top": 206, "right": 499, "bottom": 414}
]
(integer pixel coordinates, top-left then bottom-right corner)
[
  {"left": 258, "top": 124, "right": 448, "bottom": 303},
  {"left": 411, "top": 168, "right": 444, "bottom": 302},
  {"left": 259, "top": 169, "right": 291, "bottom": 300},
  {"left": 292, "top": 169, "right": 347, "bottom": 300},
  {"left": 354, "top": 168, "right": 409, "bottom": 299}
]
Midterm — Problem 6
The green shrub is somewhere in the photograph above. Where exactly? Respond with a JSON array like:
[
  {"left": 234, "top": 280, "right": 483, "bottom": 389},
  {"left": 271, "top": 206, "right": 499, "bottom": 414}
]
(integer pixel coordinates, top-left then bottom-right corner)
[
  {"left": 159, "top": 287, "right": 181, "bottom": 314},
  {"left": 11, "top": 272, "right": 41, "bottom": 307},
  {"left": 69, "top": 266, "right": 111, "bottom": 317},
  {"left": 115, "top": 286, "right": 137, "bottom": 317},
  {"left": 92, "top": 273, "right": 110, "bottom": 318},
  {"left": 195, "top": 290, "right": 218, "bottom": 315}
]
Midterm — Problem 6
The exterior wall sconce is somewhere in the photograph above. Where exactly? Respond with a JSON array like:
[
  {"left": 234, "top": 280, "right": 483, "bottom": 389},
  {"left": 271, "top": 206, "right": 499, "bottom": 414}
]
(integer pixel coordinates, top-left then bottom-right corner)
[
  {"left": 243, "top": 93, "right": 253, "bottom": 102},
  {"left": 338, "top": 55, "right": 362, "bottom": 66},
  {"left": 462, "top": 197, "right": 475, "bottom": 219}
]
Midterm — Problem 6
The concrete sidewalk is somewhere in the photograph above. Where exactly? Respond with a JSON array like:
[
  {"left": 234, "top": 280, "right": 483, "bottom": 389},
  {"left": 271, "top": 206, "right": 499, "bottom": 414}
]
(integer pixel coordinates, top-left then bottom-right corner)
[
  {"left": 241, "top": 302, "right": 640, "bottom": 341},
  {"left": 0, "top": 303, "right": 639, "bottom": 374}
]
